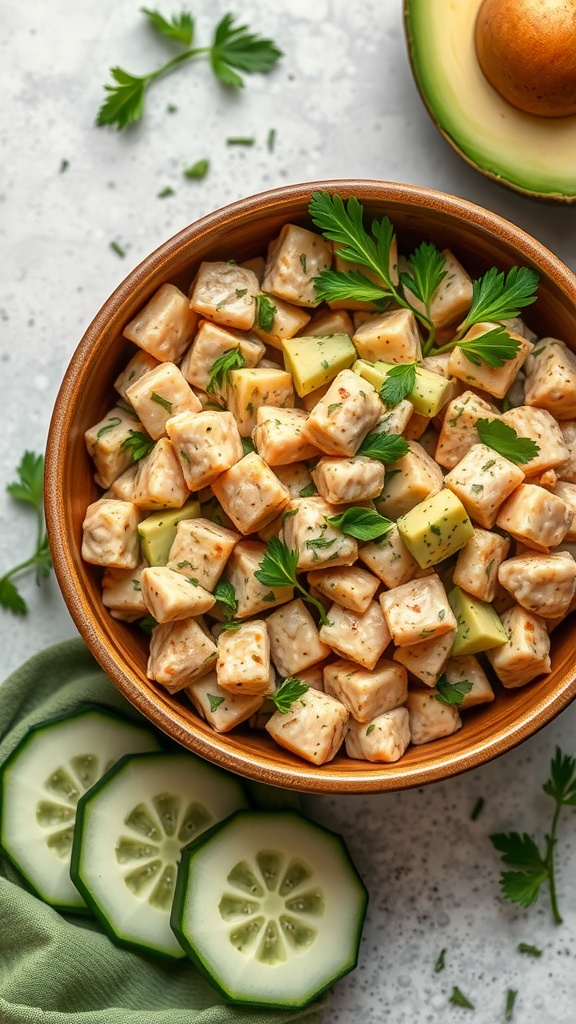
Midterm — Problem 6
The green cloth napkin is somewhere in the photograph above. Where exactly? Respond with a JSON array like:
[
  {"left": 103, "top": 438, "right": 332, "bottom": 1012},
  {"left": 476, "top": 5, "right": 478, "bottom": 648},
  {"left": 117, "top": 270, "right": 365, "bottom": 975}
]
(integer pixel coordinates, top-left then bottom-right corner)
[{"left": 0, "top": 639, "right": 327, "bottom": 1024}]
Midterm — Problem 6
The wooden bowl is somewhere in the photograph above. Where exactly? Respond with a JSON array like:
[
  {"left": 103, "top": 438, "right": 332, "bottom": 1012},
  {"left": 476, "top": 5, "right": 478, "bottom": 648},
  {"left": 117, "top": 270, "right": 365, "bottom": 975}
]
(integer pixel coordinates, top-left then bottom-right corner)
[{"left": 45, "top": 180, "right": 576, "bottom": 793}]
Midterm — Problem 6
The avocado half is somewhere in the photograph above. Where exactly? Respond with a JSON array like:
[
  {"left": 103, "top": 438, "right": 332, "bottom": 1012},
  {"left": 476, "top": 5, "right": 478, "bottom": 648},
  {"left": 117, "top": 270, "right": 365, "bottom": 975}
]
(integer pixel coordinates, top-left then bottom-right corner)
[{"left": 404, "top": 0, "right": 576, "bottom": 203}]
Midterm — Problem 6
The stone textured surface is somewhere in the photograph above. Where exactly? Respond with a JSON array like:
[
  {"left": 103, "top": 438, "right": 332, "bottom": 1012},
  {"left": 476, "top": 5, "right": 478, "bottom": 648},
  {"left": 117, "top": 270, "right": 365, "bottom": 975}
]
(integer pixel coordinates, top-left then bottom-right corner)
[{"left": 1, "top": 1, "right": 575, "bottom": 1021}]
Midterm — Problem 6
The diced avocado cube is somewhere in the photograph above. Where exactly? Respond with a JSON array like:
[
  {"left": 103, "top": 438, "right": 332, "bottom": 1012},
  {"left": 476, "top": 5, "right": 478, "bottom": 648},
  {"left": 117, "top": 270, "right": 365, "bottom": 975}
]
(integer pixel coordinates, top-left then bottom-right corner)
[
  {"left": 282, "top": 334, "right": 356, "bottom": 397},
  {"left": 353, "top": 359, "right": 388, "bottom": 392},
  {"left": 138, "top": 501, "right": 200, "bottom": 566},
  {"left": 448, "top": 586, "right": 508, "bottom": 656},
  {"left": 353, "top": 358, "right": 454, "bottom": 416},
  {"left": 397, "top": 489, "right": 474, "bottom": 569}
]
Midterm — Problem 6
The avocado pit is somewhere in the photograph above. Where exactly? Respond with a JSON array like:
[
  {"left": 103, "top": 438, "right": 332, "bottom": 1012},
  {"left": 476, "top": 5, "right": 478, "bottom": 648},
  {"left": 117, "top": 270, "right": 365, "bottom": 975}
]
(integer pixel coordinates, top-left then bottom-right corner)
[{"left": 475, "top": 0, "right": 576, "bottom": 117}]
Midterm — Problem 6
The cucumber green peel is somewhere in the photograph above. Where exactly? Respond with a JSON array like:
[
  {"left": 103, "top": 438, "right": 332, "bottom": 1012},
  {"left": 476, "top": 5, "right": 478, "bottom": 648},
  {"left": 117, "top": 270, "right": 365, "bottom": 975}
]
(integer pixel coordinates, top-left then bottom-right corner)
[
  {"left": 0, "top": 706, "right": 161, "bottom": 912},
  {"left": 171, "top": 808, "right": 368, "bottom": 1007},
  {"left": 70, "top": 750, "right": 248, "bottom": 959}
]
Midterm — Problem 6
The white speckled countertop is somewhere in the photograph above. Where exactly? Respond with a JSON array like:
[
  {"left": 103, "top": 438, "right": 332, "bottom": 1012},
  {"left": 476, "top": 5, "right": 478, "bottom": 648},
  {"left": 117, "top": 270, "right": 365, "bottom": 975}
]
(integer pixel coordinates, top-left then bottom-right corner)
[{"left": 1, "top": 2, "right": 575, "bottom": 1021}]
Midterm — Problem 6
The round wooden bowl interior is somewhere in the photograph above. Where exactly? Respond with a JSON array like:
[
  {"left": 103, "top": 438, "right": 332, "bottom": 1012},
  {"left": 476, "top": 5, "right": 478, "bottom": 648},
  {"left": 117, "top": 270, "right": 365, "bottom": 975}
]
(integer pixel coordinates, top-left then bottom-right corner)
[{"left": 45, "top": 179, "right": 576, "bottom": 792}]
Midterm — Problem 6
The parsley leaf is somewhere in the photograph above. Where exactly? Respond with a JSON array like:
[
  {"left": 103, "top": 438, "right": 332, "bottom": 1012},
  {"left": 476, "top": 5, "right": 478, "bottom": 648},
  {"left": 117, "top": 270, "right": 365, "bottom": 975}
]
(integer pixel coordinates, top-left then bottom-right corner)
[
  {"left": 142, "top": 7, "right": 194, "bottom": 46},
  {"left": 0, "top": 451, "right": 53, "bottom": 615},
  {"left": 378, "top": 361, "right": 417, "bottom": 407},
  {"left": 255, "top": 294, "right": 277, "bottom": 333},
  {"left": 313, "top": 269, "right": 391, "bottom": 306},
  {"left": 459, "top": 265, "right": 539, "bottom": 333},
  {"left": 325, "top": 507, "right": 394, "bottom": 541},
  {"left": 505, "top": 989, "right": 517, "bottom": 1022},
  {"left": 401, "top": 241, "right": 447, "bottom": 309},
  {"left": 184, "top": 158, "right": 209, "bottom": 179},
  {"left": 299, "top": 482, "right": 318, "bottom": 498},
  {"left": 449, "top": 987, "right": 474, "bottom": 1010},
  {"left": 490, "top": 747, "right": 576, "bottom": 924},
  {"left": 97, "top": 9, "right": 282, "bottom": 130},
  {"left": 206, "top": 348, "right": 245, "bottom": 395},
  {"left": 270, "top": 677, "right": 309, "bottom": 714},
  {"left": 476, "top": 418, "right": 540, "bottom": 465},
  {"left": 434, "top": 673, "right": 473, "bottom": 707},
  {"left": 457, "top": 325, "right": 522, "bottom": 368},
  {"left": 210, "top": 13, "right": 283, "bottom": 88},
  {"left": 150, "top": 391, "right": 173, "bottom": 413},
  {"left": 434, "top": 949, "right": 446, "bottom": 973},
  {"left": 207, "top": 693, "right": 225, "bottom": 712},
  {"left": 517, "top": 943, "right": 542, "bottom": 957},
  {"left": 121, "top": 430, "right": 155, "bottom": 462},
  {"left": 213, "top": 576, "right": 238, "bottom": 621},
  {"left": 255, "top": 537, "right": 330, "bottom": 625},
  {"left": 357, "top": 431, "right": 410, "bottom": 462}
]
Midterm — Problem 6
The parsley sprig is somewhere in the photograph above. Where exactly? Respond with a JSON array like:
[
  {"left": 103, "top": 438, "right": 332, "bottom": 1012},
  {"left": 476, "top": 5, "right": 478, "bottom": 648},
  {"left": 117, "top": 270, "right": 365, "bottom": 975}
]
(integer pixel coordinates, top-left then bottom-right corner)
[
  {"left": 490, "top": 747, "right": 576, "bottom": 924},
  {"left": 270, "top": 677, "right": 309, "bottom": 714},
  {"left": 97, "top": 9, "right": 282, "bottom": 130},
  {"left": 434, "top": 673, "right": 472, "bottom": 707},
  {"left": 255, "top": 537, "right": 330, "bottom": 625},
  {"left": 308, "top": 192, "right": 539, "bottom": 361},
  {"left": 0, "top": 452, "right": 53, "bottom": 615},
  {"left": 121, "top": 429, "right": 155, "bottom": 461},
  {"left": 476, "top": 418, "right": 540, "bottom": 465},
  {"left": 357, "top": 431, "right": 410, "bottom": 463},
  {"left": 213, "top": 576, "right": 238, "bottom": 621},
  {"left": 309, "top": 192, "right": 438, "bottom": 340},
  {"left": 207, "top": 348, "right": 245, "bottom": 395},
  {"left": 377, "top": 362, "right": 417, "bottom": 407},
  {"left": 325, "top": 507, "right": 394, "bottom": 542}
]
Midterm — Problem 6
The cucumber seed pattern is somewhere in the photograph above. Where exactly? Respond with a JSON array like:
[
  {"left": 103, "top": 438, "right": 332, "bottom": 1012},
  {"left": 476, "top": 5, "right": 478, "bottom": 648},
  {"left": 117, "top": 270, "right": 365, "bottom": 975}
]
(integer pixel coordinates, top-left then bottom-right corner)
[
  {"left": 116, "top": 793, "right": 213, "bottom": 910},
  {"left": 37, "top": 755, "right": 112, "bottom": 860},
  {"left": 219, "top": 851, "right": 325, "bottom": 963}
]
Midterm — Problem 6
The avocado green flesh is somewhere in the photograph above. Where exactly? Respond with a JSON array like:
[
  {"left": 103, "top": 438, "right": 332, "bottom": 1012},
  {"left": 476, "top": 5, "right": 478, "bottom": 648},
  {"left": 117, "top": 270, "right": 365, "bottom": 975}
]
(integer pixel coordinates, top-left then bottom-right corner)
[{"left": 404, "top": 0, "right": 576, "bottom": 202}]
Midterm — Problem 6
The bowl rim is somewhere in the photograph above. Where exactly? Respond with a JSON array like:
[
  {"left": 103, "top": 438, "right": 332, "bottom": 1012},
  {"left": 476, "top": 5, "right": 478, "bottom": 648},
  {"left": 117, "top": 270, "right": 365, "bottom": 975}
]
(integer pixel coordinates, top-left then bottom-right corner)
[{"left": 45, "top": 178, "right": 576, "bottom": 793}]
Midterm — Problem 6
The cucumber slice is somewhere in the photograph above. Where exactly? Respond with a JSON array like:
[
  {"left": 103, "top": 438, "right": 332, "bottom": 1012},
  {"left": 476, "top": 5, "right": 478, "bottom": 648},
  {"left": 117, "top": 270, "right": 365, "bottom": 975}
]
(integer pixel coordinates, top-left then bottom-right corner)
[
  {"left": 171, "top": 809, "right": 368, "bottom": 1008},
  {"left": 70, "top": 751, "right": 248, "bottom": 959},
  {"left": 0, "top": 706, "right": 161, "bottom": 913}
]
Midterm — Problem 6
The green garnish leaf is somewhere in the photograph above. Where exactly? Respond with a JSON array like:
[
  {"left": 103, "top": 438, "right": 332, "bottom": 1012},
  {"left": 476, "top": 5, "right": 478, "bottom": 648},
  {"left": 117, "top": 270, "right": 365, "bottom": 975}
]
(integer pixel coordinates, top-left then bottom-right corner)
[
  {"left": 110, "top": 240, "right": 126, "bottom": 257},
  {"left": 357, "top": 432, "right": 410, "bottom": 462},
  {"left": 312, "top": 269, "right": 391, "bottom": 306},
  {"left": 226, "top": 136, "right": 255, "bottom": 145},
  {"left": 255, "top": 294, "right": 277, "bottom": 332},
  {"left": 434, "top": 673, "right": 473, "bottom": 707},
  {"left": 184, "top": 158, "right": 209, "bottom": 179},
  {"left": 157, "top": 186, "right": 175, "bottom": 198},
  {"left": 401, "top": 241, "right": 447, "bottom": 309},
  {"left": 213, "top": 576, "right": 238, "bottom": 621},
  {"left": 459, "top": 265, "right": 539, "bottom": 333},
  {"left": 434, "top": 948, "right": 446, "bottom": 973},
  {"left": 267, "top": 128, "right": 276, "bottom": 151},
  {"left": 491, "top": 754, "right": 576, "bottom": 925},
  {"left": 325, "top": 507, "right": 394, "bottom": 542},
  {"left": 255, "top": 537, "right": 330, "bottom": 625},
  {"left": 542, "top": 747, "right": 576, "bottom": 807},
  {"left": 449, "top": 987, "right": 474, "bottom": 1010},
  {"left": 1, "top": 452, "right": 53, "bottom": 615},
  {"left": 220, "top": 620, "right": 242, "bottom": 630},
  {"left": 270, "top": 677, "right": 309, "bottom": 714},
  {"left": 142, "top": 7, "right": 194, "bottom": 46},
  {"left": 210, "top": 13, "right": 283, "bottom": 88},
  {"left": 207, "top": 348, "right": 245, "bottom": 395},
  {"left": 241, "top": 437, "right": 256, "bottom": 455},
  {"left": 517, "top": 943, "right": 542, "bottom": 957},
  {"left": 299, "top": 482, "right": 318, "bottom": 498},
  {"left": 98, "top": 69, "right": 148, "bottom": 131},
  {"left": 378, "top": 361, "right": 417, "bottom": 407},
  {"left": 150, "top": 391, "right": 173, "bottom": 413},
  {"left": 97, "top": 10, "right": 282, "bottom": 130},
  {"left": 505, "top": 989, "right": 517, "bottom": 1022},
  {"left": 471, "top": 797, "right": 485, "bottom": 821},
  {"left": 476, "top": 418, "right": 539, "bottom": 465},
  {"left": 207, "top": 693, "right": 225, "bottom": 712},
  {"left": 457, "top": 326, "right": 522, "bottom": 368},
  {"left": 121, "top": 430, "right": 155, "bottom": 461},
  {"left": 138, "top": 615, "right": 158, "bottom": 634}
]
